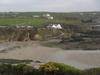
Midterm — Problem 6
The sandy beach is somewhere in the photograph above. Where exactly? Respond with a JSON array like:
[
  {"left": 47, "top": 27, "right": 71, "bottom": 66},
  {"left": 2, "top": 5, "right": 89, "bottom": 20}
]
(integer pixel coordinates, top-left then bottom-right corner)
[{"left": 0, "top": 41, "right": 100, "bottom": 69}]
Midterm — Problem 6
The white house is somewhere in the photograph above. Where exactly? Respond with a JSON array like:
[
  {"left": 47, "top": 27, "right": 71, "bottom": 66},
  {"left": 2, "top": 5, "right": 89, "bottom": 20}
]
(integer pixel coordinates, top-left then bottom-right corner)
[
  {"left": 56, "top": 24, "right": 62, "bottom": 29},
  {"left": 43, "top": 14, "right": 50, "bottom": 17},
  {"left": 43, "top": 14, "right": 54, "bottom": 20},
  {"left": 47, "top": 24, "right": 62, "bottom": 29},
  {"left": 52, "top": 24, "right": 57, "bottom": 29}
]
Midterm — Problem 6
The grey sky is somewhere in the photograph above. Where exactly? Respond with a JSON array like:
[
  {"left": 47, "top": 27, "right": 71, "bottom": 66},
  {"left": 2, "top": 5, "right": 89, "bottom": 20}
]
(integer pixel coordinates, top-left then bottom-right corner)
[{"left": 0, "top": 0, "right": 100, "bottom": 12}]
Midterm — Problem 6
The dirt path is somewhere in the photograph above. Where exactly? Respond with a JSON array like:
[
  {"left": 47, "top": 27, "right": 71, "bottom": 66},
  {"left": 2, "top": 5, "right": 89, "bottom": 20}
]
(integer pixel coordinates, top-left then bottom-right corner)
[{"left": 0, "top": 41, "right": 100, "bottom": 69}]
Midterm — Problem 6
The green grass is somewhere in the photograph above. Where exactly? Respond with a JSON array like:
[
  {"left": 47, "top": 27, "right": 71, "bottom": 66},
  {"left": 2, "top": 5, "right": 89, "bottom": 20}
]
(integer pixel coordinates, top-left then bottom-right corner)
[
  {"left": 0, "top": 17, "right": 81, "bottom": 27},
  {"left": 0, "top": 18, "right": 48, "bottom": 27}
]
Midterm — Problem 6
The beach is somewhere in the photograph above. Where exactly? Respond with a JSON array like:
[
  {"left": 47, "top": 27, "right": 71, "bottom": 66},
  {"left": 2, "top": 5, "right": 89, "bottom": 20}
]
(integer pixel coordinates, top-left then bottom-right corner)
[{"left": 0, "top": 41, "right": 100, "bottom": 69}]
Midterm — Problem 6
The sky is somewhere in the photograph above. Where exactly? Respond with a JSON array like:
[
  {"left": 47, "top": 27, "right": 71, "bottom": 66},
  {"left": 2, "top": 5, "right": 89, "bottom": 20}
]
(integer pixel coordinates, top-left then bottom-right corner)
[{"left": 0, "top": 0, "right": 100, "bottom": 12}]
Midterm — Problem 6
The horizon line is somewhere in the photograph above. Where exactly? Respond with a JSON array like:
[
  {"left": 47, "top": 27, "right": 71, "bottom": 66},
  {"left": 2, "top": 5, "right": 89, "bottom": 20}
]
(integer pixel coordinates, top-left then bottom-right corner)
[{"left": 0, "top": 10, "right": 100, "bottom": 13}]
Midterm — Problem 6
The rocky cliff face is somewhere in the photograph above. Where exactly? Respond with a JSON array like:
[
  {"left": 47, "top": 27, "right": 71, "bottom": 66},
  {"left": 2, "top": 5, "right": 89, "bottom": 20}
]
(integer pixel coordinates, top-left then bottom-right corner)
[{"left": 0, "top": 26, "right": 37, "bottom": 41}]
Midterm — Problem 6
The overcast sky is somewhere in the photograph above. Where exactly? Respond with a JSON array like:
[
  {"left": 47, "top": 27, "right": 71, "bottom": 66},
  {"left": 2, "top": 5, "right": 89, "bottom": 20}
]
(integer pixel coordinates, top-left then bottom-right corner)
[{"left": 0, "top": 0, "right": 100, "bottom": 12}]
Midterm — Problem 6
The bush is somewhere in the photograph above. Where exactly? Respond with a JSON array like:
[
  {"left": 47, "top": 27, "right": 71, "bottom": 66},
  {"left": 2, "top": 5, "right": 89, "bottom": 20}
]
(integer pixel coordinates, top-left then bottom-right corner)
[
  {"left": 39, "top": 62, "right": 82, "bottom": 75},
  {"left": 83, "top": 68, "right": 100, "bottom": 75},
  {"left": 39, "top": 62, "right": 59, "bottom": 72},
  {"left": 53, "top": 62, "right": 82, "bottom": 75},
  {"left": 0, "top": 64, "right": 37, "bottom": 75},
  {"left": 0, "top": 64, "right": 13, "bottom": 75}
]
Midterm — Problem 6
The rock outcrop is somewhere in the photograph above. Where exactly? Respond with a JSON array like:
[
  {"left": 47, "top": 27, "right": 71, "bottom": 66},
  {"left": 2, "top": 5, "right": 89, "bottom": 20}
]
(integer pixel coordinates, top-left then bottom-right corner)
[{"left": 0, "top": 26, "right": 37, "bottom": 41}]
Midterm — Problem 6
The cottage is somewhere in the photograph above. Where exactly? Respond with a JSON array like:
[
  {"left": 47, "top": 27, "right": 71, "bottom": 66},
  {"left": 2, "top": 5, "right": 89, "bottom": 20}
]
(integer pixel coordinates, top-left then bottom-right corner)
[
  {"left": 56, "top": 24, "right": 62, "bottom": 29},
  {"left": 52, "top": 24, "right": 57, "bottom": 29},
  {"left": 43, "top": 14, "right": 50, "bottom": 17},
  {"left": 47, "top": 24, "right": 62, "bottom": 29},
  {"left": 43, "top": 14, "right": 54, "bottom": 20},
  {"left": 47, "top": 16, "right": 54, "bottom": 20}
]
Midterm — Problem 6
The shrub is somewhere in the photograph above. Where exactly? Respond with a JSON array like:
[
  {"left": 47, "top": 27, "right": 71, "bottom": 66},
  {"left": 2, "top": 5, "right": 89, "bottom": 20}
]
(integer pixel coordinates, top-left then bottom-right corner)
[
  {"left": 0, "top": 64, "right": 13, "bottom": 75},
  {"left": 39, "top": 62, "right": 59, "bottom": 72},
  {"left": 83, "top": 68, "right": 100, "bottom": 75},
  {"left": 53, "top": 62, "right": 82, "bottom": 75},
  {"left": 39, "top": 62, "right": 82, "bottom": 75}
]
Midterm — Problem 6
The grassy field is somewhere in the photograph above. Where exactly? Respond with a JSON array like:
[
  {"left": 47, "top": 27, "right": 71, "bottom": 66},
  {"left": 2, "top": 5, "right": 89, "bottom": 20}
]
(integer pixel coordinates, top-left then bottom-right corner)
[
  {"left": 1, "top": 12, "right": 99, "bottom": 27},
  {"left": 0, "top": 17, "right": 81, "bottom": 27},
  {"left": 0, "top": 18, "right": 48, "bottom": 27},
  {"left": 0, "top": 11, "right": 99, "bottom": 27}
]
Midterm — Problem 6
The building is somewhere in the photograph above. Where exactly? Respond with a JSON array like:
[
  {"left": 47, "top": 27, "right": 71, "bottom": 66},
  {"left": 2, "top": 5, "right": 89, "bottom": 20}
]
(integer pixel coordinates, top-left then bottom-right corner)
[
  {"left": 43, "top": 14, "right": 54, "bottom": 20},
  {"left": 47, "top": 16, "right": 54, "bottom": 20},
  {"left": 47, "top": 24, "right": 62, "bottom": 29}
]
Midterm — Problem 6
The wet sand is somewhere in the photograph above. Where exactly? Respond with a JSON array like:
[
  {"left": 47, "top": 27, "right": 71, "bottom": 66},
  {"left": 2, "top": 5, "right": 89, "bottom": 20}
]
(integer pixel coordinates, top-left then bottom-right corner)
[{"left": 0, "top": 41, "right": 100, "bottom": 69}]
